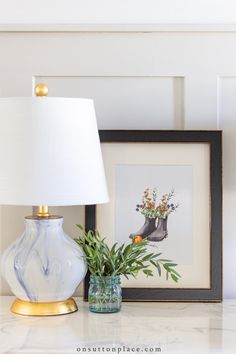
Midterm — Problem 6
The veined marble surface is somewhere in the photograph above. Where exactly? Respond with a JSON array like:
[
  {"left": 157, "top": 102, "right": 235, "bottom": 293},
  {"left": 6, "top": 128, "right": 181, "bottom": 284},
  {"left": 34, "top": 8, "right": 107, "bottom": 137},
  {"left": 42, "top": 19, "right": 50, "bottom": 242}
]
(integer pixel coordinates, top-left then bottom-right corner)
[{"left": 0, "top": 297, "right": 236, "bottom": 354}]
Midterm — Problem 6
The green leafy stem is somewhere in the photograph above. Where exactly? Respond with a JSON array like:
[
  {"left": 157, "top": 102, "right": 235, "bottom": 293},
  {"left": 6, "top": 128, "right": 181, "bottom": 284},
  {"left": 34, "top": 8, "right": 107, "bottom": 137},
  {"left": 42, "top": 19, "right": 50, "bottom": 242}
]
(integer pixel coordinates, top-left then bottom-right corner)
[{"left": 74, "top": 225, "right": 181, "bottom": 283}]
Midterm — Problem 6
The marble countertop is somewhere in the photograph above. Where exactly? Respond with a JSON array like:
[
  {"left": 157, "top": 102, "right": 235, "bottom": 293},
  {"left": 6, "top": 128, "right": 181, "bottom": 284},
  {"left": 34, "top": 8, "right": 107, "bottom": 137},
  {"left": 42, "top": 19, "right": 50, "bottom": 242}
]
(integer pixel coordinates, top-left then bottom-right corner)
[{"left": 1, "top": 297, "right": 236, "bottom": 354}]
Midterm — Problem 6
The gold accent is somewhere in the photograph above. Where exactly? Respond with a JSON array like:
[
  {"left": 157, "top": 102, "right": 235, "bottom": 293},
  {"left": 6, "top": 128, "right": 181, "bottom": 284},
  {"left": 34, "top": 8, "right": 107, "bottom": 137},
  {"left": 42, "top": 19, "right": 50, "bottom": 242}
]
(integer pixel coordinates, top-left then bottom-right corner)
[
  {"left": 35, "top": 83, "right": 49, "bottom": 97},
  {"left": 25, "top": 215, "right": 63, "bottom": 220},
  {"left": 11, "top": 298, "right": 78, "bottom": 316},
  {"left": 37, "top": 205, "right": 50, "bottom": 218}
]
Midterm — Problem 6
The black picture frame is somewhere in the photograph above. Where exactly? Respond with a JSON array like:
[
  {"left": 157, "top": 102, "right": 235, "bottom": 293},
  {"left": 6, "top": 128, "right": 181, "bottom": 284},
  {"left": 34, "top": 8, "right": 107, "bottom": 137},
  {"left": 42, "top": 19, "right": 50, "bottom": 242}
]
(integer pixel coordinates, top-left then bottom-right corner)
[{"left": 84, "top": 130, "right": 222, "bottom": 302}]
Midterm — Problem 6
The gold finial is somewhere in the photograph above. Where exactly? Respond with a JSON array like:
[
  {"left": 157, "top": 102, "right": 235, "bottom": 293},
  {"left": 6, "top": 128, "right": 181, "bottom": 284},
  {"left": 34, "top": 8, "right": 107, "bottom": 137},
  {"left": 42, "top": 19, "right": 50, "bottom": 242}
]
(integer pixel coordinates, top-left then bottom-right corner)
[{"left": 35, "top": 83, "right": 49, "bottom": 97}]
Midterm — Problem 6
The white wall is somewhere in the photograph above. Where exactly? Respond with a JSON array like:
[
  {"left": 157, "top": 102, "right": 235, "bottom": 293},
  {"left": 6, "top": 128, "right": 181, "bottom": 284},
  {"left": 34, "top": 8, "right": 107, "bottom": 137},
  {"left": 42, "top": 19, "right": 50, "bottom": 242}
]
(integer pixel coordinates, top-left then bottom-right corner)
[
  {"left": 0, "top": 0, "right": 236, "bottom": 24},
  {"left": 0, "top": 28, "right": 234, "bottom": 299},
  {"left": 0, "top": 0, "right": 235, "bottom": 301}
]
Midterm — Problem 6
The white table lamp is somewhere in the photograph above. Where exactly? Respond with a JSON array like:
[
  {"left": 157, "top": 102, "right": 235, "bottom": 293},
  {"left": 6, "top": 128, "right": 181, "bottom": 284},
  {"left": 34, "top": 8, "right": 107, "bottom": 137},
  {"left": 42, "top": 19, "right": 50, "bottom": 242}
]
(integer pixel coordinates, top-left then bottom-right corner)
[{"left": 0, "top": 84, "right": 108, "bottom": 316}]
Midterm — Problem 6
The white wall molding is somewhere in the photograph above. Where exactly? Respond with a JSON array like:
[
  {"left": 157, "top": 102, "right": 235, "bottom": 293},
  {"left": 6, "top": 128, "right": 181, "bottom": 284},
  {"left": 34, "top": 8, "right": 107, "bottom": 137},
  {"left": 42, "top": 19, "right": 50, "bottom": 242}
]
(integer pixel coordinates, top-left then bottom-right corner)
[{"left": 2, "top": 24, "right": 236, "bottom": 33}]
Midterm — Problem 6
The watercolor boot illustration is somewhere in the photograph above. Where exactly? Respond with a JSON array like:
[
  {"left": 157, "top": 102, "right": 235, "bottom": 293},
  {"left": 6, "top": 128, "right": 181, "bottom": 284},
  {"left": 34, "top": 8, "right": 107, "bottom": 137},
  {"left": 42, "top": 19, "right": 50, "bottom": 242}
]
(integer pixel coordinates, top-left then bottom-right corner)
[
  {"left": 129, "top": 217, "right": 157, "bottom": 239},
  {"left": 147, "top": 217, "right": 168, "bottom": 242}
]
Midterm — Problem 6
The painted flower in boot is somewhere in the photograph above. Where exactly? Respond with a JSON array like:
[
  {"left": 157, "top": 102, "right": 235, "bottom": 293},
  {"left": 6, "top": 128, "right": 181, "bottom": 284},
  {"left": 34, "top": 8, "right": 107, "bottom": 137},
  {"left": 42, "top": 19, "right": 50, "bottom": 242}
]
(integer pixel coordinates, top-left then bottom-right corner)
[
  {"left": 136, "top": 188, "right": 179, "bottom": 219},
  {"left": 155, "top": 190, "right": 179, "bottom": 219},
  {"left": 136, "top": 188, "right": 158, "bottom": 219}
]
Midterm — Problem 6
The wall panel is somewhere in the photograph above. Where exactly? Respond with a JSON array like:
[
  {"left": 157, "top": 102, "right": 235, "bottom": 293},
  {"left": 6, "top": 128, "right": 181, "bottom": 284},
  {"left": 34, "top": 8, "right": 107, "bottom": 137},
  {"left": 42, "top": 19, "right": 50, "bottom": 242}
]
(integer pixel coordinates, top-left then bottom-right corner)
[
  {"left": 36, "top": 76, "right": 184, "bottom": 129},
  {"left": 0, "top": 29, "right": 234, "bottom": 297}
]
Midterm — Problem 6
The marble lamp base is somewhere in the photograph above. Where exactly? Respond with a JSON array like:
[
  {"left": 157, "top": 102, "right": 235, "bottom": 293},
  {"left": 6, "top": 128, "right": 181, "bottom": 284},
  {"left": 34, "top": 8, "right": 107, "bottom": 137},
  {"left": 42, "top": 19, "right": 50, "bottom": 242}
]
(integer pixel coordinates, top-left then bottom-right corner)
[{"left": 0, "top": 216, "right": 87, "bottom": 316}]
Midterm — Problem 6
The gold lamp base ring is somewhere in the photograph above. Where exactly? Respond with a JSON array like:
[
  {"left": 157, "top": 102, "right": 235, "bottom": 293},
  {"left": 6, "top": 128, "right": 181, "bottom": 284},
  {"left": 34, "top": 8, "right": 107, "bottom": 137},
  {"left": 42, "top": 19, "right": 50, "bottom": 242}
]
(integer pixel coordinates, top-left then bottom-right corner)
[{"left": 11, "top": 298, "right": 78, "bottom": 316}]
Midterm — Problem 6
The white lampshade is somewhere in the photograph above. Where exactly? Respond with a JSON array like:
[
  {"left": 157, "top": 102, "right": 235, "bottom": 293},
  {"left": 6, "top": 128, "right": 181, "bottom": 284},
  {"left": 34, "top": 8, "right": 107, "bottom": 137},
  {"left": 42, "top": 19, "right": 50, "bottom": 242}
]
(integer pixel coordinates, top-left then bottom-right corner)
[{"left": 0, "top": 97, "right": 108, "bottom": 206}]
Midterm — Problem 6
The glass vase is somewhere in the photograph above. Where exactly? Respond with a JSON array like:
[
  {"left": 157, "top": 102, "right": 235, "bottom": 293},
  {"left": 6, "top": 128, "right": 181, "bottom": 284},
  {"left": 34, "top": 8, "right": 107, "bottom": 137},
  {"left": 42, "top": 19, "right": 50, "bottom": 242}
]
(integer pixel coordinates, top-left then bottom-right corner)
[{"left": 88, "top": 275, "right": 122, "bottom": 313}]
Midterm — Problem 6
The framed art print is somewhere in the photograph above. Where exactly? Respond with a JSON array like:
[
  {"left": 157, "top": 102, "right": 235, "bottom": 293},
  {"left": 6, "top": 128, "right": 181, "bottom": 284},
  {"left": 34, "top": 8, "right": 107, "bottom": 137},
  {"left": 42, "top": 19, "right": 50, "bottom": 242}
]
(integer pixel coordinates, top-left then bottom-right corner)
[{"left": 84, "top": 130, "right": 222, "bottom": 302}]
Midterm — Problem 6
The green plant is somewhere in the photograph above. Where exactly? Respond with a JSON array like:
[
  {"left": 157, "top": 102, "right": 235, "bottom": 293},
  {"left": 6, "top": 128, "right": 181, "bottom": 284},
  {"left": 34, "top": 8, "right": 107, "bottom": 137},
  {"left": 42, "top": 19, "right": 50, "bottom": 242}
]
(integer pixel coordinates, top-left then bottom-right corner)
[{"left": 75, "top": 225, "right": 181, "bottom": 282}]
